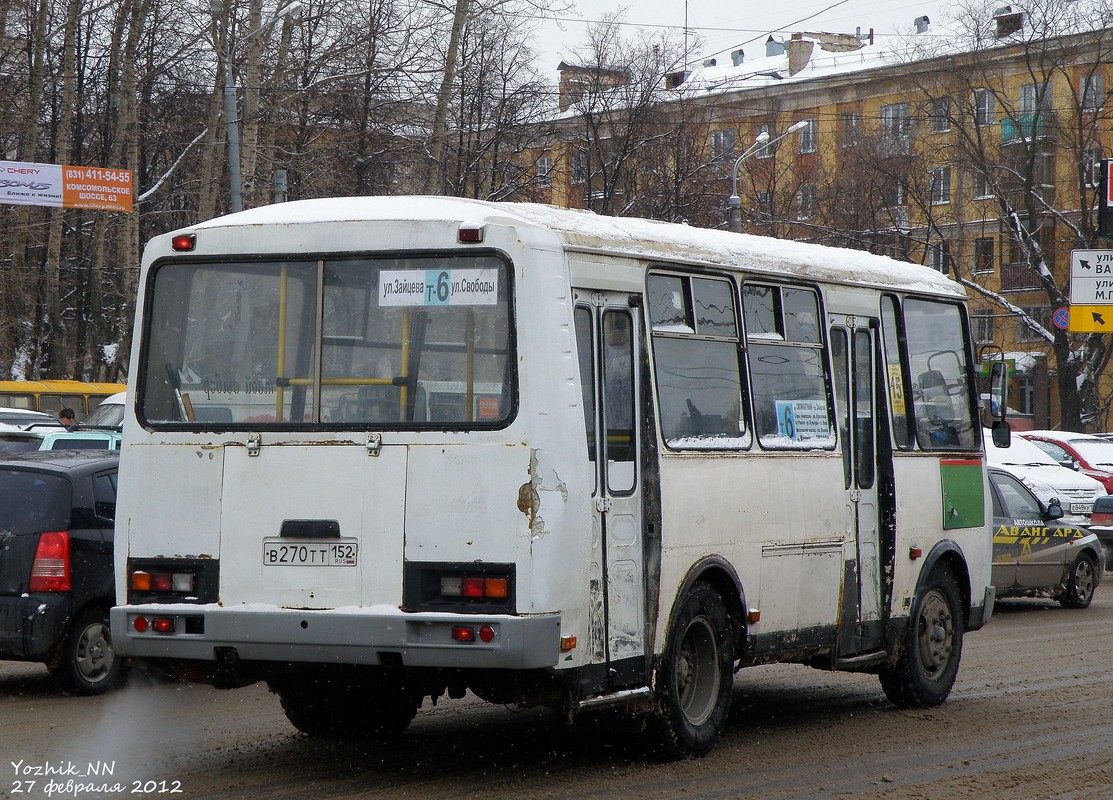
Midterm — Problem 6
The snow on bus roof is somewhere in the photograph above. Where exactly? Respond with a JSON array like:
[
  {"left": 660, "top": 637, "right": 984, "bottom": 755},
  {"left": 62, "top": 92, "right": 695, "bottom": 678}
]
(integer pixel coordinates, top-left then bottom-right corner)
[{"left": 190, "top": 195, "right": 961, "bottom": 296}]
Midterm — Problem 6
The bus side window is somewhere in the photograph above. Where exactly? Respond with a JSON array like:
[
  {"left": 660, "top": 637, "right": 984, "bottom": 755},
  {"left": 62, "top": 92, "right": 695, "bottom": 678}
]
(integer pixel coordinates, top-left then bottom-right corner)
[{"left": 574, "top": 307, "right": 597, "bottom": 470}]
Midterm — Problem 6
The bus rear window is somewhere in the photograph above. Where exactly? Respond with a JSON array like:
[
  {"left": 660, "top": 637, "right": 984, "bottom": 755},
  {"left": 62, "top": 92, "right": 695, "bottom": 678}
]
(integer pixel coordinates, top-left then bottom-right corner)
[{"left": 141, "top": 254, "right": 513, "bottom": 427}]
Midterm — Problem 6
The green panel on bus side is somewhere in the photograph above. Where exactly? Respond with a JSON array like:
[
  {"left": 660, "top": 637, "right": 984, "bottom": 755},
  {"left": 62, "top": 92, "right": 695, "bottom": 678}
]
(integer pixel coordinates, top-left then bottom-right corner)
[{"left": 940, "top": 458, "right": 986, "bottom": 530}]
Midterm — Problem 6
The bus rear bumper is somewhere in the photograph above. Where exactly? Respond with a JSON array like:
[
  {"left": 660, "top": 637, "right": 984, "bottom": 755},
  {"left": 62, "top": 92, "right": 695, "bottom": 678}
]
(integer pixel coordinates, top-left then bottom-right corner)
[{"left": 111, "top": 604, "right": 562, "bottom": 670}]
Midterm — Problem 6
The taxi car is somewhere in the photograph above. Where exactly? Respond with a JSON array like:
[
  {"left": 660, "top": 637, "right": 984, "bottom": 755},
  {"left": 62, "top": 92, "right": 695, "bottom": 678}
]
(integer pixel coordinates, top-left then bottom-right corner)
[{"left": 990, "top": 467, "right": 1104, "bottom": 608}]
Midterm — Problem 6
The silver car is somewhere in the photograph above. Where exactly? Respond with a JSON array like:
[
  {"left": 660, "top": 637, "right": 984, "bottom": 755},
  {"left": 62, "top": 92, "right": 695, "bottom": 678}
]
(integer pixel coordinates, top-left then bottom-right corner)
[{"left": 990, "top": 467, "right": 1105, "bottom": 608}]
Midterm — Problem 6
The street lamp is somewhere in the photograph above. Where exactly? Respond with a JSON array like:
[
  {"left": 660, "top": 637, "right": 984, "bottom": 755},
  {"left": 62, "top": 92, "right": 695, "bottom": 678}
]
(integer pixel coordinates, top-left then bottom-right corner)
[
  {"left": 728, "top": 120, "right": 809, "bottom": 233},
  {"left": 211, "top": 0, "right": 302, "bottom": 214}
]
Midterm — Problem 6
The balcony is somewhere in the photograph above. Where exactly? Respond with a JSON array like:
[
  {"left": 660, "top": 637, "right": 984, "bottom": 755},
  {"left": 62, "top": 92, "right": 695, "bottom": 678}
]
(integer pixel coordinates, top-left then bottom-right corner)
[
  {"left": 1000, "top": 262, "right": 1042, "bottom": 291},
  {"left": 1000, "top": 112, "right": 1055, "bottom": 143}
]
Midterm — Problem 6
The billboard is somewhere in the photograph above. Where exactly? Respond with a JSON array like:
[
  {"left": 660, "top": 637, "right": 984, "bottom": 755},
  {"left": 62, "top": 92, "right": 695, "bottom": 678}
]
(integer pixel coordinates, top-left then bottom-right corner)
[{"left": 0, "top": 160, "right": 133, "bottom": 212}]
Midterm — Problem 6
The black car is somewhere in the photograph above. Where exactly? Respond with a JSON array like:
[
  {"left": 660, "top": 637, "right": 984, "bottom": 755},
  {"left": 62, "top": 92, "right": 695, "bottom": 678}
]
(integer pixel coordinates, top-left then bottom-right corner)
[{"left": 0, "top": 450, "right": 122, "bottom": 694}]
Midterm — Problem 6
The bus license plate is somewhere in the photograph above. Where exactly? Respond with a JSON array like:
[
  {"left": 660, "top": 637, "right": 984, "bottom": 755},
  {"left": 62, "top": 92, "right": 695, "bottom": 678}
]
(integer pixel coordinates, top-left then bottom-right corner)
[{"left": 262, "top": 539, "right": 358, "bottom": 567}]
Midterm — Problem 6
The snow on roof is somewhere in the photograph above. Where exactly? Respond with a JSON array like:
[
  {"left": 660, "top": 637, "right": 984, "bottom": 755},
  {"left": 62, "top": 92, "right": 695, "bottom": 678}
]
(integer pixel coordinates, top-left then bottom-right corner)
[
  {"left": 189, "top": 195, "right": 962, "bottom": 296},
  {"left": 595, "top": 1, "right": 1113, "bottom": 104}
]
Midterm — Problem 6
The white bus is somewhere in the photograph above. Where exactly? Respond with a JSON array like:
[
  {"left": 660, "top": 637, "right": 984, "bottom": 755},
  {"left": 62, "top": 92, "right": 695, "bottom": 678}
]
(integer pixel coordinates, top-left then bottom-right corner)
[{"left": 112, "top": 197, "right": 1003, "bottom": 757}]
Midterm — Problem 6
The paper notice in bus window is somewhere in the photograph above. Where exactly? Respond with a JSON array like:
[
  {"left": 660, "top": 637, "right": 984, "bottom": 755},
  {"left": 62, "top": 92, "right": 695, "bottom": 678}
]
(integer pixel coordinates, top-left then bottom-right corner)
[
  {"left": 775, "top": 400, "right": 829, "bottom": 440},
  {"left": 378, "top": 269, "right": 498, "bottom": 307},
  {"left": 888, "top": 363, "right": 906, "bottom": 414}
]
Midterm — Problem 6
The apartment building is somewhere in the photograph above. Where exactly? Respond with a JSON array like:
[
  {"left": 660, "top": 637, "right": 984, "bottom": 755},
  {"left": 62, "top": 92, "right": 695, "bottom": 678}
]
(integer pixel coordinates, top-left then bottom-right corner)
[{"left": 523, "top": 5, "right": 1113, "bottom": 431}]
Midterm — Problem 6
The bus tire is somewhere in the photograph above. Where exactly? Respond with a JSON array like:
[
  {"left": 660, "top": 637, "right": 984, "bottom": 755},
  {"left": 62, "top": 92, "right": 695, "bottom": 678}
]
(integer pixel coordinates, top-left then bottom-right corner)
[
  {"left": 274, "top": 683, "right": 332, "bottom": 736},
  {"left": 649, "top": 583, "right": 734, "bottom": 759},
  {"left": 52, "top": 607, "right": 125, "bottom": 696},
  {"left": 322, "top": 669, "right": 420, "bottom": 739},
  {"left": 1059, "top": 553, "right": 1097, "bottom": 609},
  {"left": 879, "top": 567, "right": 963, "bottom": 709}
]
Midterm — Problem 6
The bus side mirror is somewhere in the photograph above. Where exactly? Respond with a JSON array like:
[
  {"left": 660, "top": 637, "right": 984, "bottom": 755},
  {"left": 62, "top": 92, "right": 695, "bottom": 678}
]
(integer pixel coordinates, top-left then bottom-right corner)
[{"left": 991, "top": 420, "right": 1011, "bottom": 448}]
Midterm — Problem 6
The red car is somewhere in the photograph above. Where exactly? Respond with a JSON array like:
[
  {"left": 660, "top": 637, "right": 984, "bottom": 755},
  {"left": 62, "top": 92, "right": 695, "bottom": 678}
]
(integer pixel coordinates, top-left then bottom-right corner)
[{"left": 1020, "top": 430, "right": 1113, "bottom": 494}]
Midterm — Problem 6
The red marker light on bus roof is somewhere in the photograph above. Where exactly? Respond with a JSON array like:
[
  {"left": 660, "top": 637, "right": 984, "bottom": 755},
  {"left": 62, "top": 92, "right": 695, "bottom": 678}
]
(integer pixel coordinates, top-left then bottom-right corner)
[
  {"left": 458, "top": 223, "right": 484, "bottom": 243},
  {"left": 171, "top": 234, "right": 196, "bottom": 252}
]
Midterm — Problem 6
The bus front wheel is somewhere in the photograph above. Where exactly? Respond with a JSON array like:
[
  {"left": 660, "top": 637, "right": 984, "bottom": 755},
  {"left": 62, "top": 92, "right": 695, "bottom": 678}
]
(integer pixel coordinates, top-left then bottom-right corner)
[
  {"left": 879, "top": 567, "right": 964, "bottom": 709},
  {"left": 649, "top": 583, "right": 734, "bottom": 758}
]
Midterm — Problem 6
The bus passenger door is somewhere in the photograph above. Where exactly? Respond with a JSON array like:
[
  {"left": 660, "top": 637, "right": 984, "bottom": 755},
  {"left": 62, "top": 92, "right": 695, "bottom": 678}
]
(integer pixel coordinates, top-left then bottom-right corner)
[
  {"left": 831, "top": 319, "right": 889, "bottom": 654},
  {"left": 573, "top": 291, "right": 646, "bottom": 687}
]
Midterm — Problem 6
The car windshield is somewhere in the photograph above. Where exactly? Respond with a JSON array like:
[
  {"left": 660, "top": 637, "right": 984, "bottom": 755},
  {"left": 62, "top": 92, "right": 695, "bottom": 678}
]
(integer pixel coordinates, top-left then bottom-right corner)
[
  {"left": 82, "top": 401, "right": 124, "bottom": 428},
  {"left": 1066, "top": 438, "right": 1113, "bottom": 467},
  {"left": 0, "top": 469, "right": 71, "bottom": 534},
  {"left": 0, "top": 434, "right": 43, "bottom": 454}
]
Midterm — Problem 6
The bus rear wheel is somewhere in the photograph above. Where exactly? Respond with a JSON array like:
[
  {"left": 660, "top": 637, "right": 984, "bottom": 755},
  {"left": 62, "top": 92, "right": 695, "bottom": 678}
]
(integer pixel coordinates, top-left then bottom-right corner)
[
  {"left": 879, "top": 567, "right": 963, "bottom": 709},
  {"left": 649, "top": 583, "right": 734, "bottom": 759},
  {"left": 272, "top": 666, "right": 421, "bottom": 738}
]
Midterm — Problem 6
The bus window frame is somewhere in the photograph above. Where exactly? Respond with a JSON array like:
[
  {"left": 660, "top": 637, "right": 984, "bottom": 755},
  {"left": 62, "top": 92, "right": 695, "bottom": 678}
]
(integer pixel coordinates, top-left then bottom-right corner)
[
  {"left": 646, "top": 267, "right": 751, "bottom": 452},
  {"left": 741, "top": 280, "right": 836, "bottom": 452},
  {"left": 136, "top": 249, "right": 520, "bottom": 432}
]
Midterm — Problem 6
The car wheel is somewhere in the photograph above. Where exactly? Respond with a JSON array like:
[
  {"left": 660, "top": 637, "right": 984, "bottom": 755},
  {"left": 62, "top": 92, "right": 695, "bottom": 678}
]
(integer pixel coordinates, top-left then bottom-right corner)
[
  {"left": 53, "top": 607, "right": 125, "bottom": 696},
  {"left": 879, "top": 567, "right": 963, "bottom": 709},
  {"left": 648, "top": 582, "right": 734, "bottom": 759},
  {"left": 1060, "top": 553, "right": 1097, "bottom": 609}
]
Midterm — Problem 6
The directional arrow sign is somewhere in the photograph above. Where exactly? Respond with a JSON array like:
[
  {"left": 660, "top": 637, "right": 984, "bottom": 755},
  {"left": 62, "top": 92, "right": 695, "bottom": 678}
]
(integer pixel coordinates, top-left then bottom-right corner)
[
  {"left": 1068, "top": 304, "right": 1113, "bottom": 332},
  {"left": 1069, "top": 249, "right": 1113, "bottom": 304}
]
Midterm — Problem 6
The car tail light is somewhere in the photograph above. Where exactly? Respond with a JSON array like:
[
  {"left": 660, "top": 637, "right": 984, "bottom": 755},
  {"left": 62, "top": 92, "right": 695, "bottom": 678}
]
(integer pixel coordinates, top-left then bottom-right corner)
[{"left": 29, "top": 531, "right": 71, "bottom": 592}]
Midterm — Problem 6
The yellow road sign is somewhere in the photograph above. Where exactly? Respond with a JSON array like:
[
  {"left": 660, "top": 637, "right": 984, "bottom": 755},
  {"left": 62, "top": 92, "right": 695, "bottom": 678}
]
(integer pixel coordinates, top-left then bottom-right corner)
[{"left": 1068, "top": 305, "right": 1113, "bottom": 332}]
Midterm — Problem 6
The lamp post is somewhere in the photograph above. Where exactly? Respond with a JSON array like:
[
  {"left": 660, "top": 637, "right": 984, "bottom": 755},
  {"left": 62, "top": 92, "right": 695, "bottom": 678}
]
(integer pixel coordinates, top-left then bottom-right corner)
[
  {"left": 728, "top": 120, "right": 810, "bottom": 233},
  {"left": 211, "top": 0, "right": 301, "bottom": 214}
]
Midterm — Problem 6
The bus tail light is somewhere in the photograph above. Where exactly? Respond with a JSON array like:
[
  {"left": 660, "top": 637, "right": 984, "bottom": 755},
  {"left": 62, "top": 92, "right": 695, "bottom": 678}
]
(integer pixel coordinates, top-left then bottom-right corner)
[
  {"left": 441, "top": 575, "right": 510, "bottom": 601},
  {"left": 131, "top": 570, "right": 195, "bottom": 593},
  {"left": 29, "top": 531, "right": 71, "bottom": 592},
  {"left": 171, "top": 234, "right": 196, "bottom": 251},
  {"left": 451, "top": 626, "right": 476, "bottom": 642}
]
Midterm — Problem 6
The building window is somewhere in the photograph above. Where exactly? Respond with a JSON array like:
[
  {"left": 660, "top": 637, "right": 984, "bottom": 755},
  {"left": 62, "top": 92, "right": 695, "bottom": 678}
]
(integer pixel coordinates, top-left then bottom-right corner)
[
  {"left": 797, "top": 118, "right": 817, "bottom": 154},
  {"left": 881, "top": 103, "right": 911, "bottom": 140},
  {"left": 1084, "top": 147, "right": 1104, "bottom": 187},
  {"left": 1033, "top": 152, "right": 1054, "bottom": 187},
  {"left": 882, "top": 180, "right": 907, "bottom": 208},
  {"left": 974, "top": 89, "right": 996, "bottom": 126},
  {"left": 1016, "top": 306, "right": 1049, "bottom": 343},
  {"left": 711, "top": 129, "right": 737, "bottom": 168},
  {"left": 1017, "top": 375, "right": 1034, "bottom": 416},
  {"left": 930, "top": 97, "right": 951, "bottom": 132},
  {"left": 929, "top": 241, "right": 951, "bottom": 274},
  {"left": 1082, "top": 73, "right": 1105, "bottom": 113},
  {"left": 797, "top": 184, "right": 816, "bottom": 219},
  {"left": 974, "top": 237, "right": 995, "bottom": 273},
  {"left": 536, "top": 156, "right": 552, "bottom": 187},
  {"left": 973, "top": 311, "right": 994, "bottom": 343},
  {"left": 755, "top": 189, "right": 773, "bottom": 216},
  {"left": 571, "top": 149, "right": 588, "bottom": 184},
  {"left": 840, "top": 111, "right": 861, "bottom": 147},
  {"left": 972, "top": 169, "right": 993, "bottom": 198},
  {"left": 931, "top": 167, "right": 952, "bottom": 204},
  {"left": 755, "top": 123, "right": 773, "bottom": 158}
]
